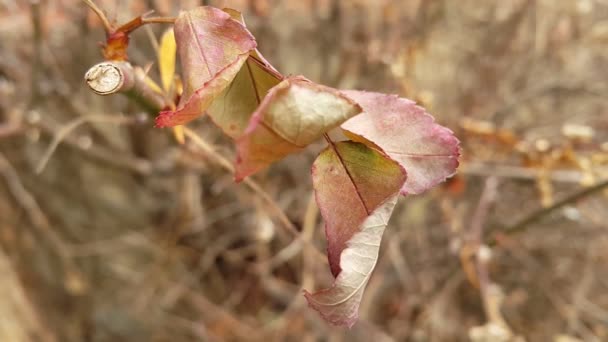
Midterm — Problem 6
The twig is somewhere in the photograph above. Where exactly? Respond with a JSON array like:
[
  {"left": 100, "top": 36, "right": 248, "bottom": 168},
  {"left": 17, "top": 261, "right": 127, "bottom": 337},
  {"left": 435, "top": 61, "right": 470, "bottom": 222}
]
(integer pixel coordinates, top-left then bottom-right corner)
[
  {"left": 0, "top": 124, "right": 23, "bottom": 138},
  {"left": 388, "top": 232, "right": 419, "bottom": 293},
  {"left": 488, "top": 178, "right": 608, "bottom": 245},
  {"left": 183, "top": 127, "right": 298, "bottom": 236},
  {"left": 0, "top": 152, "right": 87, "bottom": 294},
  {"left": 81, "top": 0, "right": 113, "bottom": 33},
  {"left": 467, "top": 177, "right": 515, "bottom": 336},
  {"left": 84, "top": 61, "right": 168, "bottom": 112},
  {"left": 460, "top": 161, "right": 604, "bottom": 184},
  {"left": 182, "top": 127, "right": 327, "bottom": 263},
  {"left": 470, "top": 177, "right": 499, "bottom": 248},
  {"left": 36, "top": 119, "right": 153, "bottom": 175},
  {"left": 301, "top": 191, "right": 318, "bottom": 290},
  {"left": 0, "top": 152, "right": 68, "bottom": 255},
  {"left": 142, "top": 16, "right": 176, "bottom": 24},
  {"left": 35, "top": 114, "right": 138, "bottom": 174},
  {"left": 0, "top": 248, "right": 57, "bottom": 342},
  {"left": 29, "top": 0, "right": 43, "bottom": 106}
]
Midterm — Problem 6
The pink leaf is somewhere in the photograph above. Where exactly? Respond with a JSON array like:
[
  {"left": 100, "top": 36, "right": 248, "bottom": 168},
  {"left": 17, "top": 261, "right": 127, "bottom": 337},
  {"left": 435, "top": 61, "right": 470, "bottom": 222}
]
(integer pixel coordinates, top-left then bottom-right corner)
[
  {"left": 155, "top": 7, "right": 257, "bottom": 127},
  {"left": 234, "top": 77, "right": 361, "bottom": 181},
  {"left": 304, "top": 141, "right": 405, "bottom": 327},
  {"left": 341, "top": 91, "right": 460, "bottom": 195}
]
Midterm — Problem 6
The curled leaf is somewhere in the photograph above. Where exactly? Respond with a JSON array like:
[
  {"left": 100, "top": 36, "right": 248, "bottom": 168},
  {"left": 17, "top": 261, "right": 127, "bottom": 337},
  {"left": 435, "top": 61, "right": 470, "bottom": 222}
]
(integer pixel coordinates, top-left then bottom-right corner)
[
  {"left": 203, "top": 8, "right": 283, "bottom": 138},
  {"left": 207, "top": 54, "right": 282, "bottom": 138},
  {"left": 155, "top": 7, "right": 257, "bottom": 127},
  {"left": 310, "top": 141, "right": 406, "bottom": 276},
  {"left": 304, "top": 196, "right": 398, "bottom": 327},
  {"left": 234, "top": 77, "right": 362, "bottom": 181},
  {"left": 341, "top": 91, "right": 460, "bottom": 195},
  {"left": 305, "top": 141, "right": 405, "bottom": 326}
]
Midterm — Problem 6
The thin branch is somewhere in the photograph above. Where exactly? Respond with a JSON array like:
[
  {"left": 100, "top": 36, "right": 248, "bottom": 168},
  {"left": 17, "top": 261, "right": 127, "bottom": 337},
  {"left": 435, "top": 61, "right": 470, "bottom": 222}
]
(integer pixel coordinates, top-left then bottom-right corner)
[
  {"left": 488, "top": 178, "right": 608, "bottom": 245},
  {"left": 81, "top": 0, "right": 113, "bottom": 33},
  {"left": 0, "top": 124, "right": 23, "bottom": 138},
  {"left": 84, "top": 61, "right": 168, "bottom": 113},
  {"left": 35, "top": 115, "right": 138, "bottom": 174},
  {"left": 0, "top": 152, "right": 87, "bottom": 294},
  {"left": 182, "top": 127, "right": 327, "bottom": 262},
  {"left": 0, "top": 153, "right": 67, "bottom": 254},
  {"left": 466, "top": 177, "right": 516, "bottom": 337},
  {"left": 36, "top": 120, "right": 153, "bottom": 175},
  {"left": 459, "top": 161, "right": 601, "bottom": 183},
  {"left": 142, "top": 16, "right": 177, "bottom": 24},
  {"left": 29, "top": 0, "right": 43, "bottom": 105},
  {"left": 470, "top": 177, "right": 499, "bottom": 247},
  {"left": 114, "top": 12, "right": 175, "bottom": 35},
  {"left": 182, "top": 127, "right": 298, "bottom": 236}
]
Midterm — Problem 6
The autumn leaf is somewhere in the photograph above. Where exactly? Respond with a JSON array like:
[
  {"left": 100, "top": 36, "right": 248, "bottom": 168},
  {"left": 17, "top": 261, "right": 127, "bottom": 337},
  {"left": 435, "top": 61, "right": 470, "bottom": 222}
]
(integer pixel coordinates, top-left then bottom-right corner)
[
  {"left": 304, "top": 197, "right": 398, "bottom": 327},
  {"left": 341, "top": 91, "right": 460, "bottom": 195},
  {"left": 234, "top": 77, "right": 362, "bottom": 181},
  {"left": 207, "top": 56, "right": 282, "bottom": 138},
  {"left": 156, "top": 27, "right": 186, "bottom": 144},
  {"left": 304, "top": 141, "right": 405, "bottom": 327},
  {"left": 158, "top": 27, "right": 176, "bottom": 93},
  {"left": 205, "top": 9, "right": 283, "bottom": 138},
  {"left": 309, "top": 141, "right": 406, "bottom": 276},
  {"left": 155, "top": 7, "right": 257, "bottom": 127}
]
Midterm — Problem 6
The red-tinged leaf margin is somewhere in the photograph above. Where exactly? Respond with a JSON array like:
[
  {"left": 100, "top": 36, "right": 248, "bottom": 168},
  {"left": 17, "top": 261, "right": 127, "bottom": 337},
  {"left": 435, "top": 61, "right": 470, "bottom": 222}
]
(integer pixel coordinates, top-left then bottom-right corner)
[
  {"left": 156, "top": 58, "right": 250, "bottom": 127},
  {"left": 155, "top": 7, "right": 257, "bottom": 128},
  {"left": 341, "top": 91, "right": 461, "bottom": 195},
  {"left": 221, "top": 8, "right": 282, "bottom": 77}
]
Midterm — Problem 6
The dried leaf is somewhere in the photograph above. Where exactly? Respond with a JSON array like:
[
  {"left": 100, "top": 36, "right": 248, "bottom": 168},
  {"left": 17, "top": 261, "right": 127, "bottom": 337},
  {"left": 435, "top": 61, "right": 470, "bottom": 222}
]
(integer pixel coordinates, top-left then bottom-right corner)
[
  {"left": 303, "top": 141, "right": 405, "bottom": 327},
  {"left": 341, "top": 91, "right": 460, "bottom": 195},
  {"left": 158, "top": 28, "right": 176, "bottom": 92},
  {"left": 304, "top": 158, "right": 405, "bottom": 327},
  {"left": 304, "top": 198, "right": 398, "bottom": 327},
  {"left": 155, "top": 7, "right": 257, "bottom": 127},
  {"left": 234, "top": 77, "right": 362, "bottom": 181},
  {"left": 207, "top": 55, "right": 282, "bottom": 138},
  {"left": 310, "top": 140, "right": 406, "bottom": 276},
  {"left": 204, "top": 9, "right": 283, "bottom": 138}
]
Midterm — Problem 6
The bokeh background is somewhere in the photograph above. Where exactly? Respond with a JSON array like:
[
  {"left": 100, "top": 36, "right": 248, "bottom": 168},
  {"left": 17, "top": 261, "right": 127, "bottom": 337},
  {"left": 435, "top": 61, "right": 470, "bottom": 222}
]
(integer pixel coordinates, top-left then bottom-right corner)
[{"left": 1, "top": 0, "right": 608, "bottom": 341}]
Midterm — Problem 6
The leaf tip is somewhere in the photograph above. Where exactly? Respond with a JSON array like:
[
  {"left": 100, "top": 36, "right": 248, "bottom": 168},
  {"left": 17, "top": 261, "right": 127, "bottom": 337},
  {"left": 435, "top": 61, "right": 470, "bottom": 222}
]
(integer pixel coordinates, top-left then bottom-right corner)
[
  {"left": 155, "top": 110, "right": 175, "bottom": 128},
  {"left": 303, "top": 290, "right": 359, "bottom": 328}
]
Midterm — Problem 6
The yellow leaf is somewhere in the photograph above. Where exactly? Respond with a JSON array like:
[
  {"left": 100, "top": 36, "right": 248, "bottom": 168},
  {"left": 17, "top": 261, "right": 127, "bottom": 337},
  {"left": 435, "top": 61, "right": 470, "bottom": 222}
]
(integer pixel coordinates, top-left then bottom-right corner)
[
  {"left": 158, "top": 28, "right": 176, "bottom": 93},
  {"left": 172, "top": 125, "right": 185, "bottom": 144},
  {"left": 144, "top": 75, "right": 163, "bottom": 95}
]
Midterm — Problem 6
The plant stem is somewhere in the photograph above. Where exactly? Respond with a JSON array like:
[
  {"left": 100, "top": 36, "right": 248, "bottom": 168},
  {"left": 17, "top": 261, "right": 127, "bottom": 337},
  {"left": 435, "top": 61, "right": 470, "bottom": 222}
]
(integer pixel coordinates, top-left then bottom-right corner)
[
  {"left": 142, "top": 17, "right": 177, "bottom": 24},
  {"left": 84, "top": 61, "right": 168, "bottom": 113},
  {"left": 488, "top": 178, "right": 608, "bottom": 245},
  {"left": 81, "top": 0, "right": 113, "bottom": 33},
  {"left": 182, "top": 127, "right": 300, "bottom": 236}
]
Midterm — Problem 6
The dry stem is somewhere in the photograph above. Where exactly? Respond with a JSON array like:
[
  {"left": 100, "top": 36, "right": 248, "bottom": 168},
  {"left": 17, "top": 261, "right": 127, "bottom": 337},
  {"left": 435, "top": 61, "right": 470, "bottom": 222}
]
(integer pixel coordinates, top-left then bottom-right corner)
[{"left": 35, "top": 114, "right": 139, "bottom": 174}]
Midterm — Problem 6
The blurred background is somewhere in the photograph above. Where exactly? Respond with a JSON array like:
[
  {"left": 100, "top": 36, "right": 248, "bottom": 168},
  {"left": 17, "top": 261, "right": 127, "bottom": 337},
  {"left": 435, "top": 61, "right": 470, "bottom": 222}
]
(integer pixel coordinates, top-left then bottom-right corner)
[{"left": 1, "top": 0, "right": 608, "bottom": 341}]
